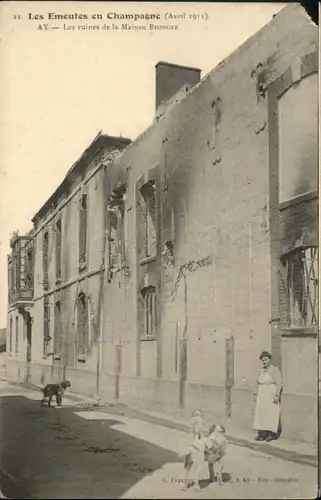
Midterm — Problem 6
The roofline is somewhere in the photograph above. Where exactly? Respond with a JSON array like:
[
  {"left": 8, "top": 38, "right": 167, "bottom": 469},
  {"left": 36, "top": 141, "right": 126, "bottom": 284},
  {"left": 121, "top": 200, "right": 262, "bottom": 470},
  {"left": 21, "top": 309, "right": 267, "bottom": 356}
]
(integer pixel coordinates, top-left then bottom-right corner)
[
  {"left": 155, "top": 61, "right": 202, "bottom": 73},
  {"left": 115, "top": 3, "right": 315, "bottom": 160},
  {"left": 31, "top": 3, "right": 314, "bottom": 225},
  {"left": 32, "top": 132, "right": 131, "bottom": 224}
]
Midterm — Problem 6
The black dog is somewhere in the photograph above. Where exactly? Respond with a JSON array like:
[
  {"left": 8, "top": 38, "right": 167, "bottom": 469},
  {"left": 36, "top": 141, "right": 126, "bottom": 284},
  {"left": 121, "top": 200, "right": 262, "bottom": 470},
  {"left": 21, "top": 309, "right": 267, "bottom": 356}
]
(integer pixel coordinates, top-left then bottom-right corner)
[{"left": 40, "top": 380, "right": 71, "bottom": 407}]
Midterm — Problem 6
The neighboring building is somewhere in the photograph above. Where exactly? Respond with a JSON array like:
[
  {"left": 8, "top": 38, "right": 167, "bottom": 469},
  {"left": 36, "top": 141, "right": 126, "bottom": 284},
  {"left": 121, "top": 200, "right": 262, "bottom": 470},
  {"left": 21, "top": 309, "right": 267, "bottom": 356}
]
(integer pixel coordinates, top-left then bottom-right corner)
[
  {"left": 7, "top": 231, "right": 34, "bottom": 380},
  {"left": 6, "top": 4, "right": 318, "bottom": 443},
  {"left": 6, "top": 132, "right": 131, "bottom": 388}
]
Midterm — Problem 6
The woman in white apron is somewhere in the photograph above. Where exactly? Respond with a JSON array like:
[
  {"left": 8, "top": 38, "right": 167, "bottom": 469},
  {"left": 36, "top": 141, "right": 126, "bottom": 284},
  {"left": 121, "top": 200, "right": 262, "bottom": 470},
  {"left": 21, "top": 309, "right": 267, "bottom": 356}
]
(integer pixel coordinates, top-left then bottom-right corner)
[{"left": 253, "top": 351, "right": 283, "bottom": 442}]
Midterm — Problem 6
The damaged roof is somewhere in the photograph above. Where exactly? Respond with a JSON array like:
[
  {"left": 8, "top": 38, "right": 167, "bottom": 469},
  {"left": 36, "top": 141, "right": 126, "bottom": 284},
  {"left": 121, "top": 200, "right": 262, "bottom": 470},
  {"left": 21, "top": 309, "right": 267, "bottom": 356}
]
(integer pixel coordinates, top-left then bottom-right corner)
[{"left": 32, "top": 131, "right": 131, "bottom": 224}]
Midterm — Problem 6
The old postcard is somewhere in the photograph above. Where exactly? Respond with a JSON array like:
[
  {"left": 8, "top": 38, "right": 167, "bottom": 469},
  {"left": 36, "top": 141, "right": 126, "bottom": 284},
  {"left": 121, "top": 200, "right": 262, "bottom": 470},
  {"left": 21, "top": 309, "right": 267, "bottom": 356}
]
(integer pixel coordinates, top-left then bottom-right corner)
[{"left": 0, "top": 1, "right": 319, "bottom": 498}]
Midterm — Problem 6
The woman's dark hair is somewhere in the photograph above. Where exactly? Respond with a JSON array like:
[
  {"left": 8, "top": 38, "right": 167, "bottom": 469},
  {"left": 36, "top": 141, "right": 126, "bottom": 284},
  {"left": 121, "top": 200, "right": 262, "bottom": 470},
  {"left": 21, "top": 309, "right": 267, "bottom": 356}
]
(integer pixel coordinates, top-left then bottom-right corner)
[{"left": 259, "top": 351, "right": 272, "bottom": 360}]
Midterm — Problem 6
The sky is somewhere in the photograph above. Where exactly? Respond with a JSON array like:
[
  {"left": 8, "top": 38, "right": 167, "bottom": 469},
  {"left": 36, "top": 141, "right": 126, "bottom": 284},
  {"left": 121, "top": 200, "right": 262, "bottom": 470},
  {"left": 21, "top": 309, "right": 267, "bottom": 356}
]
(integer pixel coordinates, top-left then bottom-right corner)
[{"left": 0, "top": 1, "right": 287, "bottom": 327}]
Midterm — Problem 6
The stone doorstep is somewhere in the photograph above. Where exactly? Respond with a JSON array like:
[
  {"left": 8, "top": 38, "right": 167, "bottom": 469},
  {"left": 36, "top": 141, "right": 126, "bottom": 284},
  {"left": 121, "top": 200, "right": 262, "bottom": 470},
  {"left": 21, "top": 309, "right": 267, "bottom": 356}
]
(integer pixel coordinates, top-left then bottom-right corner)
[{"left": 1, "top": 377, "right": 318, "bottom": 468}]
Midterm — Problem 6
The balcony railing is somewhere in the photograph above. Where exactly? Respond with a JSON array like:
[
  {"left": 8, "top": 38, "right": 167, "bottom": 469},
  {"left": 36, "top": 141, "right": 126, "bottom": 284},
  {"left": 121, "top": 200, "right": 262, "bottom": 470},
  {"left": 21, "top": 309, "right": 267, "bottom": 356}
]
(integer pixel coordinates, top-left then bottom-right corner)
[{"left": 8, "top": 234, "right": 34, "bottom": 306}]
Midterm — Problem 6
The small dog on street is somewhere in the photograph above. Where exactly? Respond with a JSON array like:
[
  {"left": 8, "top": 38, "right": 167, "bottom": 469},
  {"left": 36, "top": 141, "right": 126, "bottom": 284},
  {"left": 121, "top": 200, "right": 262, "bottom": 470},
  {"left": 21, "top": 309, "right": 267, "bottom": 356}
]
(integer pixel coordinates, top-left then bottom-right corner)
[{"left": 40, "top": 380, "right": 71, "bottom": 408}]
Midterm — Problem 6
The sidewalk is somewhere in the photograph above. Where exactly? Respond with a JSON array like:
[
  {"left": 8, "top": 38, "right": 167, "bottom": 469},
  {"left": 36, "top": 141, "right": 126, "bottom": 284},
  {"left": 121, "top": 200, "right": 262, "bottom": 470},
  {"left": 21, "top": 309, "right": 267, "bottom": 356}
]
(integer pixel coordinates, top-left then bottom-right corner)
[
  {"left": 68, "top": 392, "right": 318, "bottom": 468},
  {"left": 1, "top": 374, "right": 318, "bottom": 468},
  {"left": 119, "top": 405, "right": 318, "bottom": 468}
]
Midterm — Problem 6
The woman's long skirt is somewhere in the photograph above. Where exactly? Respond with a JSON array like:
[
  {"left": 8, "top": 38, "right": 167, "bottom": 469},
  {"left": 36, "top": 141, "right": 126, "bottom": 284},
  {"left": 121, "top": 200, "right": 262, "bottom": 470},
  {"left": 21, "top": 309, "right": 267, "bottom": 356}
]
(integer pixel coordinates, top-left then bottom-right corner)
[{"left": 253, "top": 383, "right": 280, "bottom": 434}]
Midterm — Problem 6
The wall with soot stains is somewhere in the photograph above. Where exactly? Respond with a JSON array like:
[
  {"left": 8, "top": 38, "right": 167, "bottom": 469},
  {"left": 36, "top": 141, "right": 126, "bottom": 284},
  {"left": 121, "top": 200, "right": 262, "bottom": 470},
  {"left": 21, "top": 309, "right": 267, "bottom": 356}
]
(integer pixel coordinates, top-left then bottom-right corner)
[
  {"left": 102, "top": 3, "right": 319, "bottom": 436},
  {"left": 278, "top": 73, "right": 318, "bottom": 204},
  {"left": 7, "top": 4, "right": 318, "bottom": 442}
]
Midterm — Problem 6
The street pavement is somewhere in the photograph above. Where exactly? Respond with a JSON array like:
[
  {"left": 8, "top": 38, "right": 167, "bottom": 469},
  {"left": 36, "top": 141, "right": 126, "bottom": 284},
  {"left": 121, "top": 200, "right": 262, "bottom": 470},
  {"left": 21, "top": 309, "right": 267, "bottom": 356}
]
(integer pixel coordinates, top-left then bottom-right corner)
[{"left": 0, "top": 380, "right": 318, "bottom": 499}]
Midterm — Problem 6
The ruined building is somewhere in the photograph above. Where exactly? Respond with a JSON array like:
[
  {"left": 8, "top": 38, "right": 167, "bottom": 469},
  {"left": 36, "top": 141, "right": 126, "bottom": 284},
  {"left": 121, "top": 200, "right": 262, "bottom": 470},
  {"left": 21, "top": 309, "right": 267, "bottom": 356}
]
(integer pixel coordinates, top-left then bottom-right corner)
[{"left": 7, "top": 4, "right": 318, "bottom": 443}]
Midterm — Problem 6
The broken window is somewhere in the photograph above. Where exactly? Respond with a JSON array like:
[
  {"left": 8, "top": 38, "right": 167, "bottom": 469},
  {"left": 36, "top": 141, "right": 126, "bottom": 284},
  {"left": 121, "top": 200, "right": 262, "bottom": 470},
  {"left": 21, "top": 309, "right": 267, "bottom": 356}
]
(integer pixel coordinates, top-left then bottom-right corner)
[
  {"left": 43, "top": 231, "right": 49, "bottom": 290},
  {"left": 109, "top": 208, "right": 123, "bottom": 268},
  {"left": 107, "top": 183, "right": 127, "bottom": 275},
  {"left": 139, "top": 180, "right": 157, "bottom": 259},
  {"left": 79, "top": 194, "right": 88, "bottom": 269},
  {"left": 54, "top": 300, "right": 62, "bottom": 357},
  {"left": 283, "top": 247, "right": 318, "bottom": 328},
  {"left": 141, "top": 286, "right": 157, "bottom": 337},
  {"left": 43, "top": 296, "right": 50, "bottom": 356},
  {"left": 162, "top": 240, "right": 175, "bottom": 268},
  {"left": 77, "top": 293, "right": 89, "bottom": 359},
  {"left": 56, "top": 219, "right": 62, "bottom": 280}
]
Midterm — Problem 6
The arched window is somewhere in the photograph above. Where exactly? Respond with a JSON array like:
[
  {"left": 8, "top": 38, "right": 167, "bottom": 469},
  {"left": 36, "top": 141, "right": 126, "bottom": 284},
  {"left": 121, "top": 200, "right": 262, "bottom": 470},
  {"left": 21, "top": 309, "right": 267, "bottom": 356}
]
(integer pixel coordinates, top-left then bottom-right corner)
[
  {"left": 138, "top": 180, "right": 157, "bottom": 259},
  {"left": 109, "top": 209, "right": 122, "bottom": 267},
  {"left": 107, "top": 183, "right": 126, "bottom": 272}
]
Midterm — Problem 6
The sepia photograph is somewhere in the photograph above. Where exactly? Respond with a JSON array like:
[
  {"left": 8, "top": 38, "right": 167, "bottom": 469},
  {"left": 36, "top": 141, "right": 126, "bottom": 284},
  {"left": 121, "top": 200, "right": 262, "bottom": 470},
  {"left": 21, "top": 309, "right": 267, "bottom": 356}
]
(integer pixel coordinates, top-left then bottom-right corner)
[{"left": 0, "top": 1, "right": 319, "bottom": 498}]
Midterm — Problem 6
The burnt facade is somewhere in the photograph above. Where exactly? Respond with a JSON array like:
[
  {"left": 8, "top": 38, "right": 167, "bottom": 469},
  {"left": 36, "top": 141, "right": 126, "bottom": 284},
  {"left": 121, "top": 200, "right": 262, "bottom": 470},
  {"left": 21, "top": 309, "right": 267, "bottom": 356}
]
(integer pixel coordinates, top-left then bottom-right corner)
[{"left": 6, "top": 4, "right": 318, "bottom": 443}]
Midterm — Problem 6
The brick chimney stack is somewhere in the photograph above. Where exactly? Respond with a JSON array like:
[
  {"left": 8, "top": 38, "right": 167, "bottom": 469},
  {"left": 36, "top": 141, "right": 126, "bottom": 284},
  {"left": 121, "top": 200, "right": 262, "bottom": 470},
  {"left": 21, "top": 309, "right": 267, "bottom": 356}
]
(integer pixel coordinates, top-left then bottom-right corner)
[{"left": 155, "top": 61, "right": 201, "bottom": 112}]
